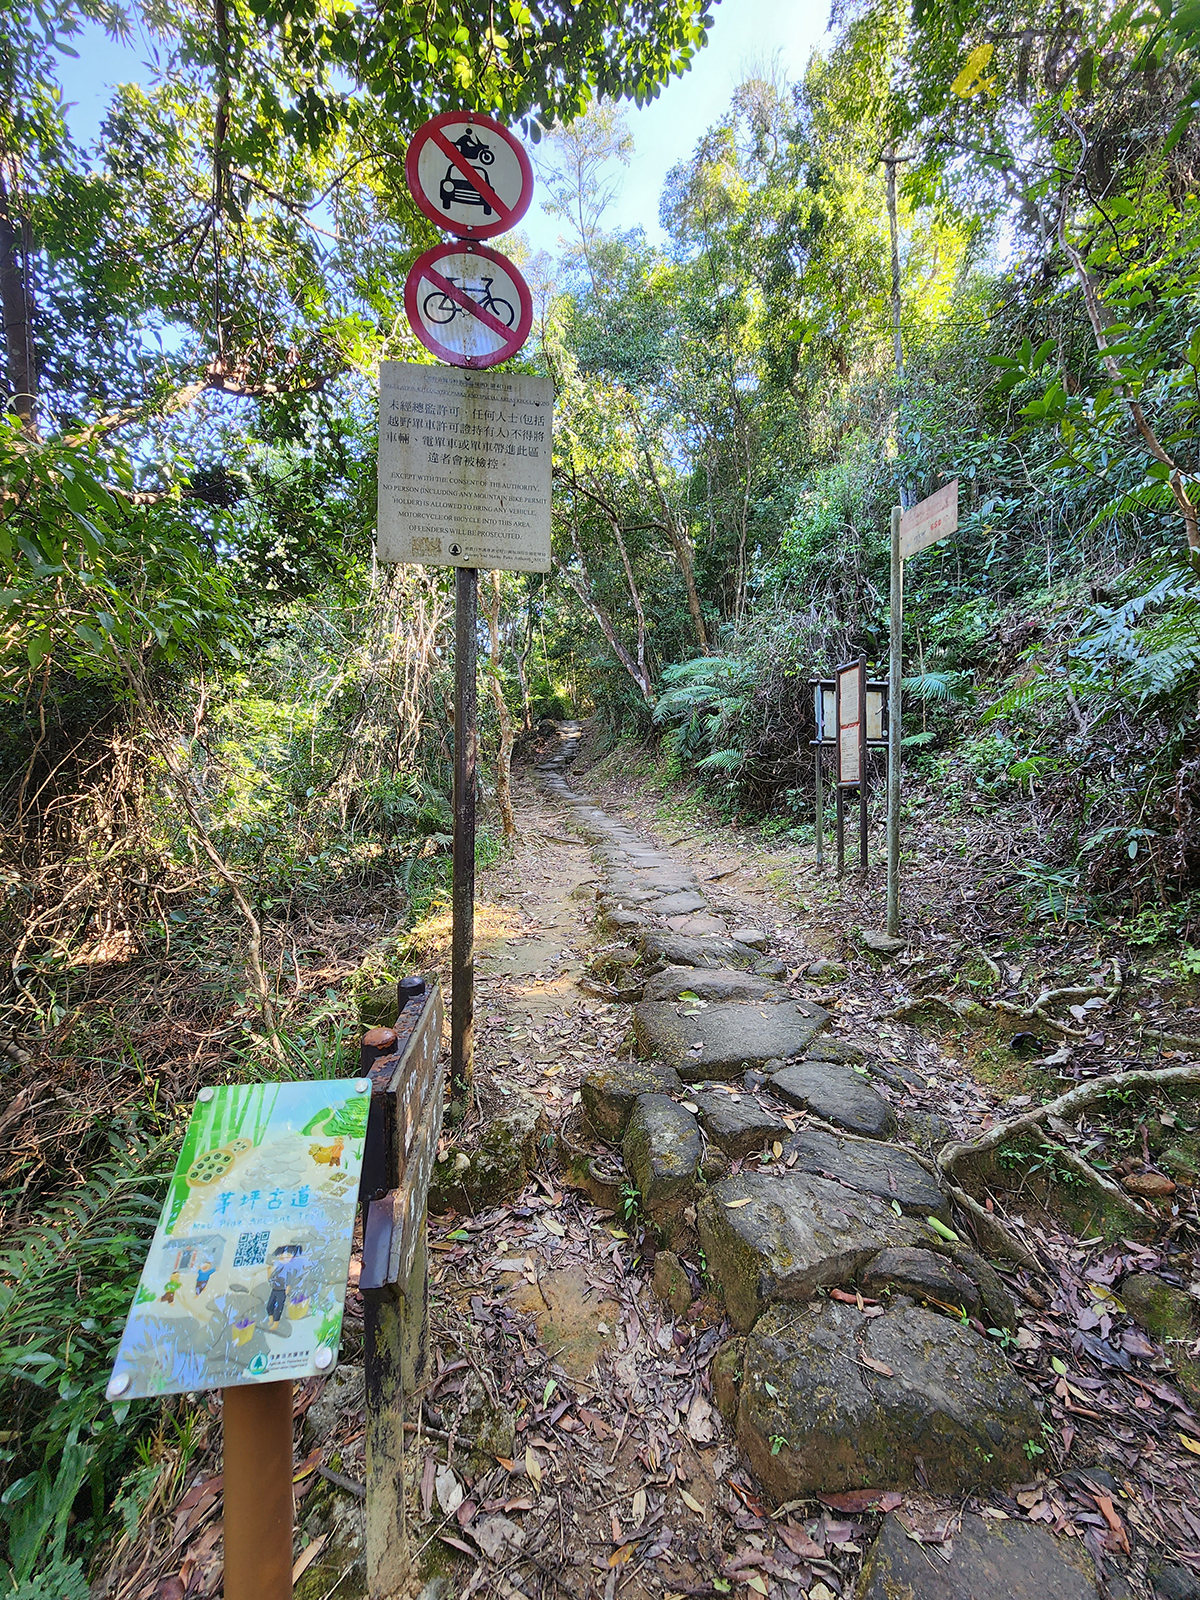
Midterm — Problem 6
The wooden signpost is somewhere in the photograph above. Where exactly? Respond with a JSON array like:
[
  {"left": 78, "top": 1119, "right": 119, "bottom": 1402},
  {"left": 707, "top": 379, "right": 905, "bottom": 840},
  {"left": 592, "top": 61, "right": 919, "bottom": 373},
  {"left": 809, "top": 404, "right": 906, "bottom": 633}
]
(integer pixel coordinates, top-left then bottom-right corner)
[
  {"left": 358, "top": 978, "right": 445, "bottom": 1595},
  {"left": 886, "top": 480, "right": 958, "bottom": 934}
]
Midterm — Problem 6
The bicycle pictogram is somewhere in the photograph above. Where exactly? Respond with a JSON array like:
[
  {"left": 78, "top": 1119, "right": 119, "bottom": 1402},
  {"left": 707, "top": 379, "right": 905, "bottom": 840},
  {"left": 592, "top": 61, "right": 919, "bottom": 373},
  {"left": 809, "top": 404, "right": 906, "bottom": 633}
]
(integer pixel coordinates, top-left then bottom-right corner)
[{"left": 422, "top": 276, "right": 516, "bottom": 330}]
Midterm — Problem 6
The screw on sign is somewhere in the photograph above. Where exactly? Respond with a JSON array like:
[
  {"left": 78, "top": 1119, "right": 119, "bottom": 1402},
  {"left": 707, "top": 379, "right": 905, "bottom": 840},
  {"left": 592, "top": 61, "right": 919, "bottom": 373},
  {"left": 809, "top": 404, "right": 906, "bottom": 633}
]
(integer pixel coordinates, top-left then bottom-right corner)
[
  {"left": 404, "top": 241, "right": 533, "bottom": 370},
  {"left": 405, "top": 110, "right": 534, "bottom": 240}
]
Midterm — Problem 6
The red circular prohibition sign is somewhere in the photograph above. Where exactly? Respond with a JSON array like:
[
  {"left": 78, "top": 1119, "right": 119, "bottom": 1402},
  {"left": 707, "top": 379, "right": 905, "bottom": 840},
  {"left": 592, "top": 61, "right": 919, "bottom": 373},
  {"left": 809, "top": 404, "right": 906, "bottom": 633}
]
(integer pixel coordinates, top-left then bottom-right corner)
[
  {"left": 404, "top": 110, "right": 534, "bottom": 241},
  {"left": 404, "top": 242, "right": 534, "bottom": 369}
]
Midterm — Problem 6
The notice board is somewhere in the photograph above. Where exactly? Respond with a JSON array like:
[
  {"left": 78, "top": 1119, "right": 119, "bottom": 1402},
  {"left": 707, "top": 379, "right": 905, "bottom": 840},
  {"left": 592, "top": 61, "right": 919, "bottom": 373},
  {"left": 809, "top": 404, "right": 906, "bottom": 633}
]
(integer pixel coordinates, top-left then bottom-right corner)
[{"left": 377, "top": 361, "right": 552, "bottom": 572}]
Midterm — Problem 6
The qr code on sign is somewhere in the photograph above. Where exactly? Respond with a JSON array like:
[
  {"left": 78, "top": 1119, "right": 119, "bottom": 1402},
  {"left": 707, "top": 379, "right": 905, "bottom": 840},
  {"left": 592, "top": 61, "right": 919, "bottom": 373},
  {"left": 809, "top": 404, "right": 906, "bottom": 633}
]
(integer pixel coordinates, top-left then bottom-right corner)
[
  {"left": 233, "top": 1230, "right": 270, "bottom": 1268},
  {"left": 411, "top": 537, "right": 441, "bottom": 558}
]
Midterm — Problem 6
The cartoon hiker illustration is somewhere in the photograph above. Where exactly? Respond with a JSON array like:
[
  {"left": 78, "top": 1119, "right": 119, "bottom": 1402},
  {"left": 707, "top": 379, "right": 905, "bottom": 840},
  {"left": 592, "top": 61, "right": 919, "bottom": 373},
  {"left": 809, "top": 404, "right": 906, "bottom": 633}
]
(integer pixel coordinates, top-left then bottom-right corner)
[
  {"left": 160, "top": 1273, "right": 182, "bottom": 1304},
  {"left": 194, "top": 1256, "right": 216, "bottom": 1295},
  {"left": 265, "top": 1243, "right": 304, "bottom": 1331}
]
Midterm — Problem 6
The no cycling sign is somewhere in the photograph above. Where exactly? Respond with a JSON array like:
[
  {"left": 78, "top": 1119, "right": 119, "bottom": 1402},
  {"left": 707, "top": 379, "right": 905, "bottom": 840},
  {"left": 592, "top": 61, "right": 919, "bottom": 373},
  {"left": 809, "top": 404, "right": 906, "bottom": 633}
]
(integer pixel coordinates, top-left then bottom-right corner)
[
  {"left": 405, "top": 241, "right": 533, "bottom": 368},
  {"left": 402, "top": 112, "right": 535, "bottom": 370}
]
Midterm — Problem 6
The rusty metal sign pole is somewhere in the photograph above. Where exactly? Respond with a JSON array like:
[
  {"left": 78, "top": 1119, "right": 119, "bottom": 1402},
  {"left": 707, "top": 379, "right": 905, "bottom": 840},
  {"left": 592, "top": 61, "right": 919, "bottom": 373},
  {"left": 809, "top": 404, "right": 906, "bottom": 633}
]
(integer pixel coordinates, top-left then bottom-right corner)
[
  {"left": 886, "top": 506, "right": 903, "bottom": 937},
  {"left": 222, "top": 1380, "right": 294, "bottom": 1600},
  {"left": 452, "top": 567, "right": 477, "bottom": 1099},
  {"left": 858, "top": 656, "right": 869, "bottom": 881}
]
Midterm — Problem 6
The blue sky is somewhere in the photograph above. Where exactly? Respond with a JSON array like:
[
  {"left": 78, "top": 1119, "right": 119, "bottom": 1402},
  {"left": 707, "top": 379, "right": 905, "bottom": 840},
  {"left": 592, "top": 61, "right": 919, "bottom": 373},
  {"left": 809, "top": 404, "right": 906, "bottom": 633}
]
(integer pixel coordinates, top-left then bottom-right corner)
[{"left": 55, "top": 0, "right": 832, "bottom": 257}]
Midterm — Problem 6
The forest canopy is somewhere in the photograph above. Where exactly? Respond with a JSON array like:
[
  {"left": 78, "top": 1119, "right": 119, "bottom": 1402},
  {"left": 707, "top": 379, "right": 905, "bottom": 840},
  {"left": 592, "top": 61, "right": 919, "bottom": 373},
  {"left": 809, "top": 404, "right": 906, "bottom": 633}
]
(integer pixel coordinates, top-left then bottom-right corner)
[{"left": 3, "top": 0, "right": 1200, "bottom": 1590}]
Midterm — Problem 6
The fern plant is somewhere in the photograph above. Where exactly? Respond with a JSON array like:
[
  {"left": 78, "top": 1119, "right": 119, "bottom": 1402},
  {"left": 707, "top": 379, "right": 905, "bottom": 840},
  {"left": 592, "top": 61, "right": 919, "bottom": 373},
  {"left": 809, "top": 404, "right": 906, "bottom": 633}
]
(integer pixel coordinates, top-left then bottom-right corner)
[
  {"left": 0, "top": 1127, "right": 171, "bottom": 1588},
  {"left": 652, "top": 656, "right": 756, "bottom": 780}
]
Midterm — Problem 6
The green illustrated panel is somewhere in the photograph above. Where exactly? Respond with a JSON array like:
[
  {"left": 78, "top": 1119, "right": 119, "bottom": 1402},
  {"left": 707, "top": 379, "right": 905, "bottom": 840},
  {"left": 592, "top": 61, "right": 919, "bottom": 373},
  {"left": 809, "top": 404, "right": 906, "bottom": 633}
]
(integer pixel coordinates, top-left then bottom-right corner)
[{"left": 107, "top": 1079, "right": 369, "bottom": 1401}]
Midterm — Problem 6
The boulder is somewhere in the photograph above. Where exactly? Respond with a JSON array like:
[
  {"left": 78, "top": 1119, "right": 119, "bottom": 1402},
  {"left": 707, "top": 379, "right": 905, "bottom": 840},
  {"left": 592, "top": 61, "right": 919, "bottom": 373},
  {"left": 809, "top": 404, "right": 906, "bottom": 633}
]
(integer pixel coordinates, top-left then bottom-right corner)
[
  {"left": 1120, "top": 1272, "right": 1199, "bottom": 1402},
  {"left": 640, "top": 932, "right": 763, "bottom": 972},
  {"left": 861, "top": 1247, "right": 981, "bottom": 1314},
  {"left": 430, "top": 1091, "right": 548, "bottom": 1212},
  {"left": 784, "top": 1128, "right": 948, "bottom": 1219},
  {"left": 581, "top": 1060, "right": 684, "bottom": 1141},
  {"left": 633, "top": 1000, "right": 830, "bottom": 1081},
  {"left": 691, "top": 1087, "right": 789, "bottom": 1157},
  {"left": 1150, "top": 1564, "right": 1200, "bottom": 1600},
  {"left": 806, "top": 1036, "right": 870, "bottom": 1064},
  {"left": 862, "top": 930, "right": 906, "bottom": 956},
  {"left": 696, "top": 1171, "right": 923, "bottom": 1331},
  {"left": 652, "top": 1249, "right": 694, "bottom": 1316},
  {"left": 642, "top": 966, "right": 789, "bottom": 1005},
  {"left": 770, "top": 1061, "right": 898, "bottom": 1139},
  {"left": 728, "top": 926, "right": 768, "bottom": 950},
  {"left": 753, "top": 957, "right": 788, "bottom": 980},
  {"left": 804, "top": 959, "right": 846, "bottom": 982},
  {"left": 622, "top": 1094, "right": 702, "bottom": 1223},
  {"left": 597, "top": 905, "right": 647, "bottom": 936},
  {"left": 358, "top": 982, "right": 399, "bottom": 1029},
  {"left": 711, "top": 1337, "right": 744, "bottom": 1426},
  {"left": 857, "top": 1510, "right": 1099, "bottom": 1600},
  {"left": 738, "top": 1299, "right": 1041, "bottom": 1498},
  {"left": 306, "top": 1363, "right": 365, "bottom": 1444}
]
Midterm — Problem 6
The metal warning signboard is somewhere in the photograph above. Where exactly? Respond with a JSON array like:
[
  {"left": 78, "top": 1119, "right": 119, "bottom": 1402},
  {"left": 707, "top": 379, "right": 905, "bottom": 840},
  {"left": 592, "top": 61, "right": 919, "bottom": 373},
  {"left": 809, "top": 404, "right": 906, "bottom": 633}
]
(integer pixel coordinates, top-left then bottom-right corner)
[
  {"left": 106, "top": 1080, "right": 369, "bottom": 1400},
  {"left": 899, "top": 479, "right": 959, "bottom": 561},
  {"left": 377, "top": 361, "right": 551, "bottom": 572},
  {"left": 405, "top": 111, "right": 534, "bottom": 240},
  {"left": 404, "top": 242, "right": 533, "bottom": 370}
]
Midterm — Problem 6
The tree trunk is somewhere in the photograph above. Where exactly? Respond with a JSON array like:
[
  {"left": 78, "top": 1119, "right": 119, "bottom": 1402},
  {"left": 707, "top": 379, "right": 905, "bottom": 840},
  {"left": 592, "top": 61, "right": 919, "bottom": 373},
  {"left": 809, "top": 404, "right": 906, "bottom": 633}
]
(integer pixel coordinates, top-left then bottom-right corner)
[
  {"left": 0, "top": 170, "right": 37, "bottom": 432},
  {"left": 482, "top": 571, "right": 518, "bottom": 840}
]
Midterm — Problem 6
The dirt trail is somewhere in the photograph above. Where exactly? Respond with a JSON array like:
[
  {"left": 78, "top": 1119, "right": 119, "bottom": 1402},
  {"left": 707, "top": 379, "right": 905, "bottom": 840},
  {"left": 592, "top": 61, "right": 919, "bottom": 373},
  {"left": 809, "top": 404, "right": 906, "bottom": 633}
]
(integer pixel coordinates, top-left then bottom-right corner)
[{"left": 306, "top": 735, "right": 1197, "bottom": 1600}]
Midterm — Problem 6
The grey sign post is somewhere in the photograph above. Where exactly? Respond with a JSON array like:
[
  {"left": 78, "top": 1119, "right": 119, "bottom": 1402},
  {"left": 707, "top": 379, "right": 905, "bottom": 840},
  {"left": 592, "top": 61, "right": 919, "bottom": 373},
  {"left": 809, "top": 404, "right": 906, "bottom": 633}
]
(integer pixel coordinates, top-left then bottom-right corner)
[{"left": 886, "top": 481, "right": 958, "bottom": 935}]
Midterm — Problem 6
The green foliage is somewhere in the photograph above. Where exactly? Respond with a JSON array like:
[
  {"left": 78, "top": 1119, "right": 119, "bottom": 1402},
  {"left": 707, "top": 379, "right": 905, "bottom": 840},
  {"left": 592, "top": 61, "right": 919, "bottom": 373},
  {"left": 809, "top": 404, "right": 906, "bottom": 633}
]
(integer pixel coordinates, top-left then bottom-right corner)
[{"left": 0, "top": 1129, "right": 171, "bottom": 1583}]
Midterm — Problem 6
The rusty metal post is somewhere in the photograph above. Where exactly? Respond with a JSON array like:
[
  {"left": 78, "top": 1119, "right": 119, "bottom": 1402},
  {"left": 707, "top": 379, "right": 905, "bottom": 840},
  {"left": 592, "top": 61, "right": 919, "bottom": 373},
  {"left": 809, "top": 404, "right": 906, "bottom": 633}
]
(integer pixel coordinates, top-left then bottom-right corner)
[
  {"left": 886, "top": 504, "right": 903, "bottom": 935},
  {"left": 814, "top": 742, "right": 824, "bottom": 869},
  {"left": 222, "top": 1380, "right": 294, "bottom": 1600},
  {"left": 452, "top": 566, "right": 477, "bottom": 1098},
  {"left": 835, "top": 783, "right": 845, "bottom": 880},
  {"left": 858, "top": 655, "right": 869, "bottom": 879}
]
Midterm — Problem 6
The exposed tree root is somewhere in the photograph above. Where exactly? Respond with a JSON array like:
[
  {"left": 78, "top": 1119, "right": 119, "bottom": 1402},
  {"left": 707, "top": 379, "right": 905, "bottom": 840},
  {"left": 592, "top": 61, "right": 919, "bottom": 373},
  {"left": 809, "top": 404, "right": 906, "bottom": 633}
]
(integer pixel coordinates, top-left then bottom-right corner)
[{"left": 936, "top": 1063, "right": 1200, "bottom": 1232}]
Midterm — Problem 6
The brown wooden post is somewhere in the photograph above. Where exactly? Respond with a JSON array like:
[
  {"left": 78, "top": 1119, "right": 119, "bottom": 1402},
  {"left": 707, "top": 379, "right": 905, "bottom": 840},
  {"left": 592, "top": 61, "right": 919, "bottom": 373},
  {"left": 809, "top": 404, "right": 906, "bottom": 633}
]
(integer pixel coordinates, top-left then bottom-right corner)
[
  {"left": 358, "top": 981, "right": 444, "bottom": 1600},
  {"left": 222, "top": 1380, "right": 294, "bottom": 1600},
  {"left": 452, "top": 567, "right": 477, "bottom": 1098}
]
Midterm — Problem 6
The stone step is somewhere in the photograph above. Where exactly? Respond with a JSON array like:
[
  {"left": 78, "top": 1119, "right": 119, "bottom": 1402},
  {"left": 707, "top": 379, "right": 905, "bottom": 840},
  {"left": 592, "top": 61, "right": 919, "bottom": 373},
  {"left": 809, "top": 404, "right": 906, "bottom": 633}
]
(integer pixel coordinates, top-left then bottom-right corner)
[
  {"left": 697, "top": 1171, "right": 925, "bottom": 1330},
  {"left": 632, "top": 999, "right": 830, "bottom": 1081},
  {"left": 734, "top": 1298, "right": 1041, "bottom": 1497},
  {"left": 769, "top": 1059, "right": 898, "bottom": 1139}
]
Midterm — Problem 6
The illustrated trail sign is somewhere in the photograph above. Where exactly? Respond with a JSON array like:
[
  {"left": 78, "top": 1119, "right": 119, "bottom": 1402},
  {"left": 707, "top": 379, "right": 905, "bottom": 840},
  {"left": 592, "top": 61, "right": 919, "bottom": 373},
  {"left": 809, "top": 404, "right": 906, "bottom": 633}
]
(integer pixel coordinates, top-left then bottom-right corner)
[
  {"left": 405, "top": 242, "right": 533, "bottom": 370},
  {"left": 106, "top": 1080, "right": 369, "bottom": 1400},
  {"left": 404, "top": 111, "right": 534, "bottom": 240},
  {"left": 377, "top": 360, "right": 552, "bottom": 572},
  {"left": 899, "top": 479, "right": 959, "bottom": 560}
]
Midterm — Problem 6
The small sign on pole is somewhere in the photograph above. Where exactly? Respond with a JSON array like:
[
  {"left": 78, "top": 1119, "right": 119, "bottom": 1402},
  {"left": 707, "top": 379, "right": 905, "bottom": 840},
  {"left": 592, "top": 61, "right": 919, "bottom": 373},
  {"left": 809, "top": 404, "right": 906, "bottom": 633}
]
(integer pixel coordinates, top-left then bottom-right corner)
[
  {"left": 404, "top": 111, "right": 534, "bottom": 240},
  {"left": 899, "top": 479, "right": 958, "bottom": 561},
  {"left": 405, "top": 243, "right": 534, "bottom": 370}
]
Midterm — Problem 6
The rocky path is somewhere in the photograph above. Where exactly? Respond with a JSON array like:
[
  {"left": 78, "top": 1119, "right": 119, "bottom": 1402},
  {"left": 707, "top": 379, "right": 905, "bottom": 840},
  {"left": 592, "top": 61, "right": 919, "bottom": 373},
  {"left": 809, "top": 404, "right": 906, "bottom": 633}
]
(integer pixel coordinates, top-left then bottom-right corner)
[{"left": 537, "top": 732, "right": 1122, "bottom": 1600}]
